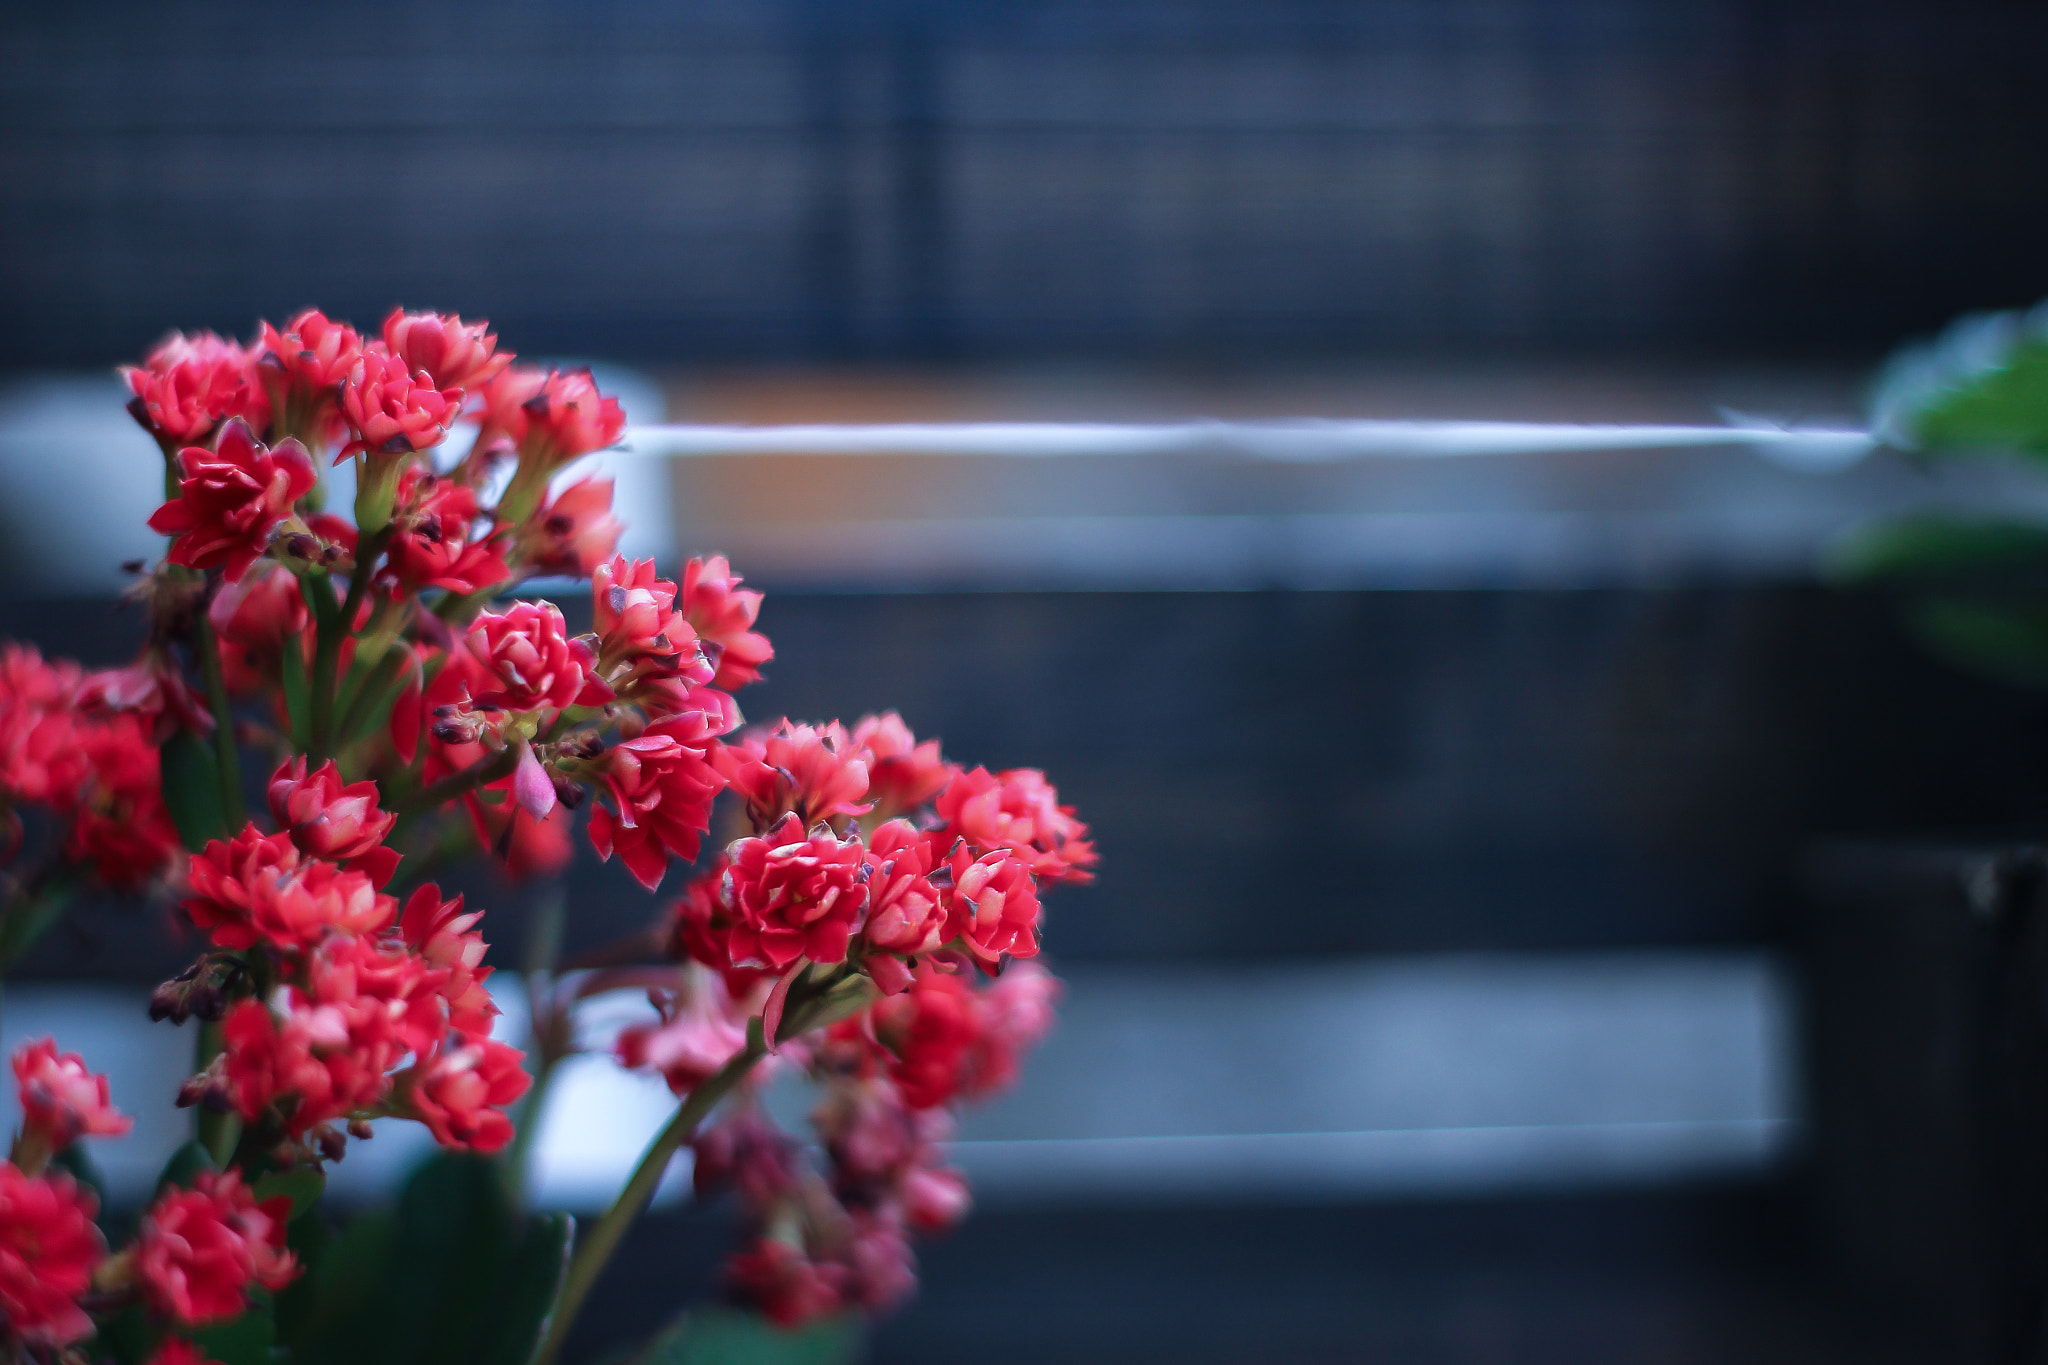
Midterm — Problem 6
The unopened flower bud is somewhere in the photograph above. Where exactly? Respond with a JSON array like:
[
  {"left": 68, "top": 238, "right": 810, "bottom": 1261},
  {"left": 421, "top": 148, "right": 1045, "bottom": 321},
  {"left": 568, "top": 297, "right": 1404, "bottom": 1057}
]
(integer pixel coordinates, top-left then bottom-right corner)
[
  {"left": 314, "top": 1125, "right": 348, "bottom": 1164},
  {"left": 347, "top": 1118, "right": 375, "bottom": 1142}
]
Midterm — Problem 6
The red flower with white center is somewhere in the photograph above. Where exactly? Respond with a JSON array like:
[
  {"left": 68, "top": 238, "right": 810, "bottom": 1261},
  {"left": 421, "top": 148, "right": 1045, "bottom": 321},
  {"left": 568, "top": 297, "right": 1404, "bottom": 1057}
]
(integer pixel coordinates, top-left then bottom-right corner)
[
  {"left": 135, "top": 1169, "right": 297, "bottom": 1326},
  {"left": 12, "top": 1039, "right": 131, "bottom": 1149},
  {"left": 147, "top": 419, "right": 317, "bottom": 581},
  {"left": 723, "top": 1239, "right": 846, "bottom": 1328},
  {"left": 381, "top": 309, "right": 509, "bottom": 392},
  {"left": 851, "top": 712, "right": 949, "bottom": 818},
  {"left": 181, "top": 825, "right": 394, "bottom": 952},
  {"left": 869, "top": 971, "right": 979, "bottom": 1111},
  {"left": 856, "top": 820, "right": 947, "bottom": 994},
  {"left": 942, "top": 843, "right": 1042, "bottom": 970},
  {"left": 616, "top": 962, "right": 751, "bottom": 1096},
  {"left": 399, "top": 1033, "right": 530, "bottom": 1153},
  {"left": 463, "top": 601, "right": 611, "bottom": 715},
  {"left": 715, "top": 720, "right": 870, "bottom": 831},
  {"left": 383, "top": 469, "right": 509, "bottom": 596},
  {"left": 719, "top": 814, "right": 870, "bottom": 971},
  {"left": 524, "top": 476, "right": 623, "bottom": 577},
  {"left": 0, "top": 1162, "right": 102, "bottom": 1345},
  {"left": 680, "top": 554, "right": 773, "bottom": 690},
  {"left": 587, "top": 709, "right": 728, "bottom": 890},
  {"left": 338, "top": 350, "right": 462, "bottom": 460},
  {"left": 60, "top": 713, "right": 181, "bottom": 890},
  {"left": 220, "top": 994, "right": 399, "bottom": 1135},
  {"left": 209, "top": 563, "right": 310, "bottom": 696},
  {"left": 398, "top": 883, "right": 498, "bottom": 1036},
  {"left": 267, "top": 757, "right": 401, "bottom": 887},
  {"left": 123, "top": 331, "right": 267, "bottom": 446},
  {"left": 931, "top": 765, "right": 1097, "bottom": 885}
]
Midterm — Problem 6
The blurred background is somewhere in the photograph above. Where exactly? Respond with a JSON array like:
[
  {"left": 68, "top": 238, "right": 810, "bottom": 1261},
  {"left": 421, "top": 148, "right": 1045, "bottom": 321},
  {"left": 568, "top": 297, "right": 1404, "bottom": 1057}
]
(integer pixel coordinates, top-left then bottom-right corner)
[{"left": 8, "top": 1, "right": 2048, "bottom": 1361}]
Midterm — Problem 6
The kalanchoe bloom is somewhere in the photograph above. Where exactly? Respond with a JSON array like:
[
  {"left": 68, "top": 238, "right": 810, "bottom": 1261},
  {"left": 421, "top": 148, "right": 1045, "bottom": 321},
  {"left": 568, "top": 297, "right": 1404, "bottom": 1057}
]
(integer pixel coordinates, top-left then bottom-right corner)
[
  {"left": 468, "top": 365, "right": 549, "bottom": 463},
  {"left": 464, "top": 601, "right": 612, "bottom": 715},
  {"left": 587, "top": 709, "right": 729, "bottom": 891},
  {"left": 147, "top": 419, "right": 317, "bottom": 581},
  {"left": 591, "top": 556, "right": 707, "bottom": 678},
  {"left": 381, "top": 308, "right": 510, "bottom": 392},
  {"left": 260, "top": 309, "right": 363, "bottom": 392},
  {"left": 60, "top": 712, "right": 182, "bottom": 890},
  {"left": 267, "top": 757, "right": 401, "bottom": 887},
  {"left": 942, "top": 843, "right": 1043, "bottom": 971},
  {"left": 77, "top": 649, "right": 214, "bottom": 740},
  {"left": 899, "top": 1161, "right": 972, "bottom": 1233},
  {"left": 0, "top": 1162, "right": 102, "bottom": 1345},
  {"left": 302, "top": 932, "right": 451, "bottom": 1059},
  {"left": 209, "top": 563, "right": 311, "bottom": 696},
  {"left": 715, "top": 720, "right": 871, "bottom": 831},
  {"left": 723, "top": 1238, "right": 847, "bottom": 1328},
  {"left": 0, "top": 644, "right": 83, "bottom": 815},
  {"left": 814, "top": 1080, "right": 927, "bottom": 1196},
  {"left": 692, "top": 1107, "right": 801, "bottom": 1206},
  {"left": 123, "top": 331, "right": 268, "bottom": 446},
  {"left": 839, "top": 1211, "right": 918, "bottom": 1313},
  {"left": 399, "top": 1033, "right": 530, "bottom": 1153},
  {"left": 851, "top": 713, "right": 949, "bottom": 818},
  {"left": 338, "top": 349, "right": 462, "bottom": 461},
  {"left": 932, "top": 766, "right": 1098, "bottom": 885},
  {"left": 616, "top": 962, "right": 751, "bottom": 1096},
  {"left": 856, "top": 821, "right": 948, "bottom": 994},
  {"left": 383, "top": 469, "right": 510, "bottom": 596},
  {"left": 720, "top": 813, "right": 871, "bottom": 971},
  {"left": 135, "top": 1169, "right": 297, "bottom": 1326},
  {"left": 961, "top": 960, "right": 1060, "bottom": 1100},
  {"left": 397, "top": 883, "right": 498, "bottom": 1035},
  {"left": 220, "top": 994, "right": 399, "bottom": 1135},
  {"left": 12, "top": 1039, "right": 132, "bottom": 1150},
  {"left": 868, "top": 971, "right": 980, "bottom": 1111},
  {"left": 181, "top": 825, "right": 394, "bottom": 952},
  {"left": 680, "top": 555, "right": 773, "bottom": 690},
  {"left": 149, "top": 1339, "right": 225, "bottom": 1365},
  {"left": 513, "top": 367, "right": 626, "bottom": 470},
  {"left": 524, "top": 476, "right": 624, "bottom": 576},
  {"left": 664, "top": 860, "right": 776, "bottom": 996}
]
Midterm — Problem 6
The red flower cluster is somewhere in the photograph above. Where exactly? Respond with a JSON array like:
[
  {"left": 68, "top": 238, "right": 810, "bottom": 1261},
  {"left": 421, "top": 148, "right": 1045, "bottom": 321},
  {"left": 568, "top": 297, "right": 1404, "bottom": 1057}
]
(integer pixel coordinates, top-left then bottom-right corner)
[
  {"left": 149, "top": 420, "right": 317, "bottom": 581},
  {"left": 135, "top": 1170, "right": 296, "bottom": 1325},
  {"left": 0, "top": 1161, "right": 103, "bottom": 1345},
  {"left": 13, "top": 1038, "right": 132, "bottom": 1150}
]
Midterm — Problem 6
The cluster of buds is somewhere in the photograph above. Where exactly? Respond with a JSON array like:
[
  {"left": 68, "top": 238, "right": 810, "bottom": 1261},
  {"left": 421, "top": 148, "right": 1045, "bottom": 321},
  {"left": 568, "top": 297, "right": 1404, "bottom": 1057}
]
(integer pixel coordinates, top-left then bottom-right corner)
[{"left": 0, "top": 305, "right": 1087, "bottom": 1354}]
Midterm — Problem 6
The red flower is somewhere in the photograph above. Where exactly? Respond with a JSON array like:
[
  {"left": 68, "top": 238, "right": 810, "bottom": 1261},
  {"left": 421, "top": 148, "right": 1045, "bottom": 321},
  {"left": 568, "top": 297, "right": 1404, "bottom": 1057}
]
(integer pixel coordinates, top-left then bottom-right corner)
[
  {"left": 615, "top": 963, "right": 750, "bottom": 1096},
  {"left": 148, "top": 419, "right": 317, "bottom": 581},
  {"left": 932, "top": 766, "right": 1097, "bottom": 885},
  {"left": 856, "top": 821, "right": 947, "bottom": 994},
  {"left": 267, "top": 757, "right": 401, "bottom": 887},
  {"left": 468, "top": 365, "right": 548, "bottom": 462},
  {"left": 149, "top": 1340, "right": 224, "bottom": 1365},
  {"left": 680, "top": 555, "right": 772, "bottom": 690},
  {"left": 900, "top": 1163, "right": 971, "bottom": 1233},
  {"left": 209, "top": 563, "right": 311, "bottom": 696},
  {"left": 851, "top": 713, "right": 949, "bottom": 818},
  {"left": 715, "top": 720, "right": 870, "bottom": 831},
  {"left": 76, "top": 650, "right": 214, "bottom": 739},
  {"left": 135, "top": 1169, "right": 297, "bottom": 1326},
  {"left": 724, "top": 1239, "right": 846, "bottom": 1328},
  {"left": 524, "top": 476, "right": 623, "bottom": 577},
  {"left": 399, "top": 1034, "right": 530, "bottom": 1153},
  {"left": 338, "top": 350, "right": 462, "bottom": 461},
  {"left": 943, "top": 844, "right": 1042, "bottom": 971},
  {"left": 302, "top": 932, "right": 451, "bottom": 1060},
  {"left": 962, "top": 960, "right": 1060, "bottom": 1100},
  {"left": 590, "top": 555, "right": 714, "bottom": 708},
  {"left": 463, "top": 601, "right": 611, "bottom": 715},
  {"left": 220, "top": 996, "right": 398, "bottom": 1135},
  {"left": 870, "top": 972, "right": 979, "bottom": 1111},
  {"left": 260, "top": 309, "right": 363, "bottom": 391},
  {"left": 123, "top": 331, "right": 267, "bottom": 446},
  {"left": 719, "top": 814, "right": 870, "bottom": 971},
  {"left": 398, "top": 883, "right": 499, "bottom": 1036},
  {"left": 692, "top": 1108, "right": 799, "bottom": 1206},
  {"left": 383, "top": 469, "right": 509, "bottom": 596},
  {"left": 586, "top": 708, "right": 728, "bottom": 890},
  {"left": 840, "top": 1212, "right": 917, "bottom": 1313},
  {"left": 512, "top": 367, "right": 625, "bottom": 470},
  {"left": 60, "top": 712, "right": 181, "bottom": 890},
  {"left": 12, "top": 1039, "right": 131, "bottom": 1149},
  {"left": 0, "top": 1162, "right": 102, "bottom": 1345},
  {"left": 181, "top": 825, "right": 393, "bottom": 952},
  {"left": 381, "top": 309, "right": 509, "bottom": 392}
]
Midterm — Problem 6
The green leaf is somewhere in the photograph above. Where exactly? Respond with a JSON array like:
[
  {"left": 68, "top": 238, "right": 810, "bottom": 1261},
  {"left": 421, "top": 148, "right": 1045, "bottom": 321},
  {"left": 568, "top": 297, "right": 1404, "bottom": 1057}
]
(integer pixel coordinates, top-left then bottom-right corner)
[
  {"left": 253, "top": 1166, "right": 326, "bottom": 1221},
  {"left": 154, "top": 1139, "right": 219, "bottom": 1195},
  {"left": 278, "top": 1210, "right": 395, "bottom": 1364},
  {"left": 1912, "top": 338, "right": 2048, "bottom": 454},
  {"left": 628, "top": 1308, "right": 862, "bottom": 1365},
  {"left": 280, "top": 630, "right": 312, "bottom": 753},
  {"left": 88, "top": 1303, "right": 157, "bottom": 1365},
  {"left": 190, "top": 1305, "right": 277, "bottom": 1365},
  {"left": 1906, "top": 596, "right": 2048, "bottom": 690},
  {"left": 161, "top": 729, "right": 232, "bottom": 852},
  {"left": 1825, "top": 516, "right": 2048, "bottom": 586}
]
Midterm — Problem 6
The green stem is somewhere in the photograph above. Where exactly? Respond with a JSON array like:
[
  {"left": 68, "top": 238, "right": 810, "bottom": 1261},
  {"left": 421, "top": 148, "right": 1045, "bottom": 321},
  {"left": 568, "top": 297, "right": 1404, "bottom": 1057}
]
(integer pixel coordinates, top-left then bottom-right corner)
[
  {"left": 504, "top": 1048, "right": 559, "bottom": 1208},
  {"left": 194, "top": 1018, "right": 239, "bottom": 1163},
  {"left": 305, "top": 572, "right": 342, "bottom": 765},
  {"left": 192, "top": 612, "right": 245, "bottom": 823},
  {"left": 388, "top": 745, "right": 521, "bottom": 813},
  {"left": 531, "top": 1030, "right": 769, "bottom": 1365}
]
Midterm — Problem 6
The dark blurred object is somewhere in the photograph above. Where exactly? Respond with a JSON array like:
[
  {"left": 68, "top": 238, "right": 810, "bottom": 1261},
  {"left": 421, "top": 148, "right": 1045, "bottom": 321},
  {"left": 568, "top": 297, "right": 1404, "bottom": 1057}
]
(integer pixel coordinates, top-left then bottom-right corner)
[
  {"left": 5, "top": 0, "right": 2047, "bottom": 366},
  {"left": 1803, "top": 844, "right": 2048, "bottom": 1364}
]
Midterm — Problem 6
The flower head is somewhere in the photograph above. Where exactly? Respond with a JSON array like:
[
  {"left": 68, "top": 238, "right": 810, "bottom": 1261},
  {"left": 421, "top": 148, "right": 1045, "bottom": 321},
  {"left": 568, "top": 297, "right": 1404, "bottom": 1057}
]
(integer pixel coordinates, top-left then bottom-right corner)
[
  {"left": 399, "top": 1033, "right": 530, "bottom": 1153},
  {"left": 383, "top": 469, "right": 509, "bottom": 597},
  {"left": 850, "top": 713, "right": 949, "bottom": 818},
  {"left": 338, "top": 350, "right": 463, "bottom": 461},
  {"left": 259, "top": 309, "right": 363, "bottom": 392},
  {"left": 856, "top": 821, "right": 948, "bottom": 993},
  {"left": 124, "top": 331, "right": 267, "bottom": 446},
  {"left": 942, "top": 844, "right": 1042, "bottom": 971},
  {"left": 680, "top": 555, "right": 772, "bottom": 690},
  {"left": 511, "top": 367, "right": 625, "bottom": 471},
  {"left": 267, "top": 757, "right": 400, "bottom": 887},
  {"left": 616, "top": 962, "right": 751, "bottom": 1096},
  {"left": 220, "top": 994, "right": 398, "bottom": 1135},
  {"left": 209, "top": 563, "right": 311, "bottom": 696},
  {"left": 523, "top": 476, "right": 624, "bottom": 577},
  {"left": 397, "top": 883, "right": 498, "bottom": 1036},
  {"left": 147, "top": 419, "right": 316, "bottom": 581},
  {"left": 933, "top": 766, "right": 1097, "bottom": 884},
  {"left": 463, "top": 601, "right": 610, "bottom": 715},
  {"left": 0, "top": 1162, "right": 102, "bottom": 1345},
  {"left": 381, "top": 309, "right": 509, "bottom": 392},
  {"left": 719, "top": 814, "right": 870, "bottom": 971},
  {"left": 12, "top": 1039, "right": 131, "bottom": 1150},
  {"left": 586, "top": 709, "right": 729, "bottom": 891},
  {"left": 59, "top": 712, "right": 182, "bottom": 889},
  {"left": 715, "top": 720, "right": 870, "bottom": 831},
  {"left": 135, "top": 1169, "right": 296, "bottom": 1326},
  {"left": 181, "top": 825, "right": 394, "bottom": 952}
]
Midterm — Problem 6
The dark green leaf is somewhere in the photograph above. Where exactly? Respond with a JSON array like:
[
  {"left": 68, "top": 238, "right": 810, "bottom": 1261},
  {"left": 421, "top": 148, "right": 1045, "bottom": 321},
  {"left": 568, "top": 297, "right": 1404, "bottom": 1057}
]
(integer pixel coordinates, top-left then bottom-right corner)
[
  {"left": 253, "top": 1166, "right": 326, "bottom": 1221},
  {"left": 1827, "top": 517, "right": 2048, "bottom": 586},
  {"left": 479, "top": 1211, "right": 574, "bottom": 1365},
  {"left": 161, "top": 729, "right": 231, "bottom": 852},
  {"left": 190, "top": 1304, "right": 277, "bottom": 1365},
  {"left": 629, "top": 1308, "right": 862, "bottom": 1365},
  {"left": 1906, "top": 596, "right": 2048, "bottom": 690},
  {"left": 52, "top": 1141, "right": 107, "bottom": 1208},
  {"left": 1912, "top": 338, "right": 2048, "bottom": 454},
  {"left": 89, "top": 1303, "right": 158, "bottom": 1365},
  {"left": 280, "top": 630, "right": 312, "bottom": 753},
  {"left": 154, "top": 1139, "right": 219, "bottom": 1195},
  {"left": 277, "top": 1210, "right": 395, "bottom": 1364}
]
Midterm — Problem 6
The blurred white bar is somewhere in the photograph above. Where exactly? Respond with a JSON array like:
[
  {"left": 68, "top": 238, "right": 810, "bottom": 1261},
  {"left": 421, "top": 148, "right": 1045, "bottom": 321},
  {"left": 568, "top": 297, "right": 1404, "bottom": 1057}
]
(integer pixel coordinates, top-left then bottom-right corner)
[{"left": 626, "top": 419, "right": 1875, "bottom": 468}]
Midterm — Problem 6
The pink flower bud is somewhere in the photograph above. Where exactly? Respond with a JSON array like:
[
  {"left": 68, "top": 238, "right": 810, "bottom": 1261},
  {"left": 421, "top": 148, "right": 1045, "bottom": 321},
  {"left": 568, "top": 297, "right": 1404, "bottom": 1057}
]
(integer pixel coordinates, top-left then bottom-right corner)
[{"left": 381, "top": 308, "right": 509, "bottom": 392}]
